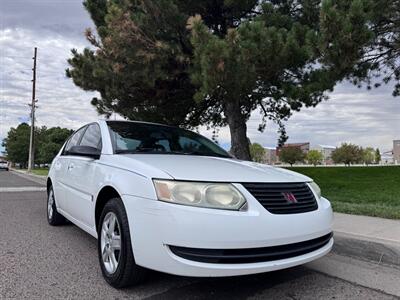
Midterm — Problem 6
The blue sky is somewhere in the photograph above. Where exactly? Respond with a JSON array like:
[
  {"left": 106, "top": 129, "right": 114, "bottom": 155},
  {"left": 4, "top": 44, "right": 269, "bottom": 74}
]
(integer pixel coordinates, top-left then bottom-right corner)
[{"left": 1, "top": 0, "right": 399, "bottom": 154}]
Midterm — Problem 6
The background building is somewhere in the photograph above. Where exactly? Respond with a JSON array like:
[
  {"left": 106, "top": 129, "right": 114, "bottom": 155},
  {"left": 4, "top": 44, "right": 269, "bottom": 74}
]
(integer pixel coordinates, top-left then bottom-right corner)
[
  {"left": 276, "top": 142, "right": 310, "bottom": 163},
  {"left": 314, "top": 145, "right": 336, "bottom": 165},
  {"left": 381, "top": 151, "right": 394, "bottom": 164},
  {"left": 263, "top": 147, "right": 277, "bottom": 165},
  {"left": 393, "top": 140, "right": 400, "bottom": 164}
]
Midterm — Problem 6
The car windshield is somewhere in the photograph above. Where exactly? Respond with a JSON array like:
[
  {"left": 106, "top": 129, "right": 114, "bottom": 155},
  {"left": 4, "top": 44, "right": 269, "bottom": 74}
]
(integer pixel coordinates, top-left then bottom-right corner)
[{"left": 107, "top": 121, "right": 231, "bottom": 158}]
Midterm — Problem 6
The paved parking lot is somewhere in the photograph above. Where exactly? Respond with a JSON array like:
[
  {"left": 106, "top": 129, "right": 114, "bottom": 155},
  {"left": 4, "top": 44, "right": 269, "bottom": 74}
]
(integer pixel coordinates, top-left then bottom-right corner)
[{"left": 0, "top": 171, "right": 398, "bottom": 299}]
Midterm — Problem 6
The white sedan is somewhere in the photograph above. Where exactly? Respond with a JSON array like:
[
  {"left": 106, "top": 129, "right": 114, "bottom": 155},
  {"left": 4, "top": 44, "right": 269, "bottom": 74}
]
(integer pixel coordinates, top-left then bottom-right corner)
[
  {"left": 0, "top": 160, "right": 9, "bottom": 171},
  {"left": 47, "top": 120, "right": 333, "bottom": 288}
]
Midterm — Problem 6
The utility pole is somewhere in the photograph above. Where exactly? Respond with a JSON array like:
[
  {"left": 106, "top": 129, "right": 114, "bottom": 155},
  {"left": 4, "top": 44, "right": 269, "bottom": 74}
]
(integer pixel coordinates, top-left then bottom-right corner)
[{"left": 28, "top": 47, "right": 37, "bottom": 172}]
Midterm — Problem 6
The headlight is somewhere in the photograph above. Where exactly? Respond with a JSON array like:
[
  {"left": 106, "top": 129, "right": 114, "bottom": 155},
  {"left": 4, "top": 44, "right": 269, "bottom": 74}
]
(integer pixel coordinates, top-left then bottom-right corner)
[
  {"left": 153, "top": 180, "right": 247, "bottom": 210},
  {"left": 309, "top": 181, "right": 321, "bottom": 199}
]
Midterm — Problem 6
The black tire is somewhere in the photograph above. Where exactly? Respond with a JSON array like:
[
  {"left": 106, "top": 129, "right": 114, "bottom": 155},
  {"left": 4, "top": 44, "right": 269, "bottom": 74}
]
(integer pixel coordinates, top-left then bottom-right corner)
[
  {"left": 47, "top": 185, "right": 66, "bottom": 226},
  {"left": 98, "top": 197, "right": 147, "bottom": 288}
]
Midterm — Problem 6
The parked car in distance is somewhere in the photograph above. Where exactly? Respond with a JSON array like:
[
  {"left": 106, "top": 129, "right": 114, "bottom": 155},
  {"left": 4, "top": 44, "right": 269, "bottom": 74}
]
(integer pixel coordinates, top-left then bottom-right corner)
[
  {"left": 47, "top": 120, "right": 333, "bottom": 288},
  {"left": 0, "top": 160, "right": 9, "bottom": 171}
]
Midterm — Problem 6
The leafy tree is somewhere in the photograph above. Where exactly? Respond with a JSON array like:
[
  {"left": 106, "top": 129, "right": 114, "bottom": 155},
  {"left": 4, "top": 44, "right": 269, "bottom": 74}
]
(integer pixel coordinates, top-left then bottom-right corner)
[
  {"left": 331, "top": 143, "right": 364, "bottom": 166},
  {"left": 375, "top": 148, "right": 381, "bottom": 164},
  {"left": 67, "top": 0, "right": 373, "bottom": 160},
  {"left": 37, "top": 127, "right": 73, "bottom": 164},
  {"left": 2, "top": 123, "right": 31, "bottom": 168},
  {"left": 307, "top": 150, "right": 324, "bottom": 166},
  {"left": 38, "top": 143, "right": 63, "bottom": 164},
  {"left": 279, "top": 147, "right": 305, "bottom": 167},
  {"left": 249, "top": 143, "right": 266, "bottom": 163},
  {"left": 2, "top": 124, "right": 72, "bottom": 167},
  {"left": 363, "top": 147, "right": 375, "bottom": 166}
]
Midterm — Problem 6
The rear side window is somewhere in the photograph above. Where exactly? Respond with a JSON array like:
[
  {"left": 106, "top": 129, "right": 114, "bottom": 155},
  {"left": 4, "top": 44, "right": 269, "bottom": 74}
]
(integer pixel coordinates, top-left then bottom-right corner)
[
  {"left": 63, "top": 127, "right": 86, "bottom": 154},
  {"left": 80, "top": 124, "right": 102, "bottom": 150}
]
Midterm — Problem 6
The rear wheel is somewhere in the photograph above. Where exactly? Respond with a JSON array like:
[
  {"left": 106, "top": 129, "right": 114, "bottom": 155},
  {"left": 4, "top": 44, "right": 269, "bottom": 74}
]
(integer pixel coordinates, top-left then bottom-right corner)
[
  {"left": 47, "top": 186, "right": 66, "bottom": 225},
  {"left": 98, "top": 198, "right": 147, "bottom": 288}
]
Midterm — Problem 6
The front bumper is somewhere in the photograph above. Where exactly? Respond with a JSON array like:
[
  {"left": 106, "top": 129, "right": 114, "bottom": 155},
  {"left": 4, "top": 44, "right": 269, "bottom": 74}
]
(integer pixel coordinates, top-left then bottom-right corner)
[{"left": 122, "top": 187, "right": 333, "bottom": 277}]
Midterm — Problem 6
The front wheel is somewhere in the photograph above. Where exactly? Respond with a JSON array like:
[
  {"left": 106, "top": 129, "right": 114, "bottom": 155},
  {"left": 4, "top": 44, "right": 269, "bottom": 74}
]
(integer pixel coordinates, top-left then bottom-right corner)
[
  {"left": 47, "top": 186, "right": 66, "bottom": 225},
  {"left": 98, "top": 198, "right": 147, "bottom": 288}
]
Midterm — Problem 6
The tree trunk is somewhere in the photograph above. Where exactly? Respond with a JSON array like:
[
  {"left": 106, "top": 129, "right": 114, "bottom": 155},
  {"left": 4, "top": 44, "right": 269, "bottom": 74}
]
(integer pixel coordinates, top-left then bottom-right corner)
[{"left": 224, "top": 100, "right": 251, "bottom": 161}]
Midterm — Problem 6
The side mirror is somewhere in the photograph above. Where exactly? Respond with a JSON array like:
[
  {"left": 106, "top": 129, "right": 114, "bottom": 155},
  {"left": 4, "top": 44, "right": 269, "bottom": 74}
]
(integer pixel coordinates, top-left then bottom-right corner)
[{"left": 68, "top": 145, "right": 101, "bottom": 159}]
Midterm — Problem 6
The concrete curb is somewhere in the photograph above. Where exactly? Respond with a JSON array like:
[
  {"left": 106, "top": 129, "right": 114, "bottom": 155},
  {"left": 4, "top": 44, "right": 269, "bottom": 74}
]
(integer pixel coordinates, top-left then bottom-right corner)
[
  {"left": 332, "top": 232, "right": 400, "bottom": 268},
  {"left": 10, "top": 169, "right": 47, "bottom": 186},
  {"left": 11, "top": 168, "right": 47, "bottom": 179}
]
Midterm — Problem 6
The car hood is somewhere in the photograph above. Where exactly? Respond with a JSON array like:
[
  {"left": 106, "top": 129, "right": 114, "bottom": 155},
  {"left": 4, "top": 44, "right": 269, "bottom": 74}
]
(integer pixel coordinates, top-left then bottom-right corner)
[{"left": 118, "top": 154, "right": 312, "bottom": 183}]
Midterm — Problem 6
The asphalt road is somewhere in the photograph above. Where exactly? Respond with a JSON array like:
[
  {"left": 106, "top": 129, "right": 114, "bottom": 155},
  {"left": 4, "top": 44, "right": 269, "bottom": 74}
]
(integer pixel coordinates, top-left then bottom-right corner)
[{"left": 0, "top": 171, "right": 399, "bottom": 299}]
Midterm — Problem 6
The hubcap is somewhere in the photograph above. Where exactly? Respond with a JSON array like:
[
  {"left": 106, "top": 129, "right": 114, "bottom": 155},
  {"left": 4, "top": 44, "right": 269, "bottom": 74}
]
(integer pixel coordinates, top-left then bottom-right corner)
[
  {"left": 48, "top": 190, "right": 54, "bottom": 219},
  {"left": 100, "top": 212, "right": 122, "bottom": 274}
]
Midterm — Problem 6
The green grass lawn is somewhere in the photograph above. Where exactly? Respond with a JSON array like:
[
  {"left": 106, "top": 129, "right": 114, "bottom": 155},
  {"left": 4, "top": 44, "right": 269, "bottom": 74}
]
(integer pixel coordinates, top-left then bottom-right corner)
[
  {"left": 287, "top": 166, "right": 400, "bottom": 219},
  {"left": 20, "top": 168, "right": 49, "bottom": 176},
  {"left": 31, "top": 168, "right": 49, "bottom": 176}
]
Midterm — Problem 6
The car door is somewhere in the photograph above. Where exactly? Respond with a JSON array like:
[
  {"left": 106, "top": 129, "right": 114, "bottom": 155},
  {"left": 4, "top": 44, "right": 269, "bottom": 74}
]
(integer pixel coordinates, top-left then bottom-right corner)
[
  {"left": 64, "top": 123, "right": 102, "bottom": 228},
  {"left": 53, "top": 127, "right": 86, "bottom": 212}
]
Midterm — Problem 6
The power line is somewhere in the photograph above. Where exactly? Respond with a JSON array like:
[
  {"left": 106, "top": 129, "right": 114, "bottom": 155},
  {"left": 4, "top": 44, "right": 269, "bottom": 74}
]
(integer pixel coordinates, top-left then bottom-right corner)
[
  {"left": 0, "top": 79, "right": 32, "bottom": 82},
  {"left": 1, "top": 56, "right": 34, "bottom": 60}
]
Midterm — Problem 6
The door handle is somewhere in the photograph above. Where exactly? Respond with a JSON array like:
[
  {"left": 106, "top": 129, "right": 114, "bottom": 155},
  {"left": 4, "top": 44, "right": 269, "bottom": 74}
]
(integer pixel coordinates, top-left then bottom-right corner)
[{"left": 67, "top": 163, "right": 75, "bottom": 170}]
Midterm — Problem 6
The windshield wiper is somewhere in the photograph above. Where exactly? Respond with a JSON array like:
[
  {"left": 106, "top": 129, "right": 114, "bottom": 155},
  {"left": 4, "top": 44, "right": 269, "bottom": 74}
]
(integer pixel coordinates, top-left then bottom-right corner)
[
  {"left": 115, "top": 149, "right": 230, "bottom": 158},
  {"left": 178, "top": 151, "right": 231, "bottom": 158},
  {"left": 115, "top": 149, "right": 158, "bottom": 154},
  {"left": 115, "top": 149, "right": 137, "bottom": 154}
]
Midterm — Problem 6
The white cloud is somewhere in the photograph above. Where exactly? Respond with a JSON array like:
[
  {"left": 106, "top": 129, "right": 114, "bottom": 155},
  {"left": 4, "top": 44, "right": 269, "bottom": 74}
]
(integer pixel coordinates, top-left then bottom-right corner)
[
  {"left": 199, "top": 83, "right": 400, "bottom": 152},
  {"left": 0, "top": 27, "right": 99, "bottom": 144}
]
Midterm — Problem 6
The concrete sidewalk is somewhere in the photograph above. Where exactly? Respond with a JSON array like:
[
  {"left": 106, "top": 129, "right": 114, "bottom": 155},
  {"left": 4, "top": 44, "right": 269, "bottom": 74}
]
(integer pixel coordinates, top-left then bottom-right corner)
[
  {"left": 333, "top": 213, "right": 400, "bottom": 267},
  {"left": 334, "top": 213, "right": 400, "bottom": 246}
]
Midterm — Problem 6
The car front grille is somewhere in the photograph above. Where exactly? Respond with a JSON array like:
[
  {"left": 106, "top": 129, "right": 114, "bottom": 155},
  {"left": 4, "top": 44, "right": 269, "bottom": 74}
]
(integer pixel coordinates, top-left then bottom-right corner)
[
  {"left": 241, "top": 182, "right": 318, "bottom": 214},
  {"left": 169, "top": 232, "right": 333, "bottom": 264}
]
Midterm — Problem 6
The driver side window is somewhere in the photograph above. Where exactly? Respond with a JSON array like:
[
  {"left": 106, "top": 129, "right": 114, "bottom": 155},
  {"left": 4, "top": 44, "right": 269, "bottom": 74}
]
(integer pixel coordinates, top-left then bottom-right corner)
[
  {"left": 63, "top": 127, "right": 86, "bottom": 155},
  {"left": 80, "top": 124, "right": 102, "bottom": 151}
]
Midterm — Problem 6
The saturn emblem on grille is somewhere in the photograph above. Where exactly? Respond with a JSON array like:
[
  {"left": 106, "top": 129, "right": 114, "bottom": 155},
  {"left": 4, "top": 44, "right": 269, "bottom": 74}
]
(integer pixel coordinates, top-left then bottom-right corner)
[{"left": 282, "top": 192, "right": 298, "bottom": 203}]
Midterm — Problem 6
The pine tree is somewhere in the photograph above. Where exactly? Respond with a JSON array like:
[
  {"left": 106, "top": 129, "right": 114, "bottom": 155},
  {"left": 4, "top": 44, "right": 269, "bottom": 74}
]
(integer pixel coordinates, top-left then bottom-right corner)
[
  {"left": 375, "top": 148, "right": 381, "bottom": 164},
  {"left": 67, "top": 0, "right": 376, "bottom": 160}
]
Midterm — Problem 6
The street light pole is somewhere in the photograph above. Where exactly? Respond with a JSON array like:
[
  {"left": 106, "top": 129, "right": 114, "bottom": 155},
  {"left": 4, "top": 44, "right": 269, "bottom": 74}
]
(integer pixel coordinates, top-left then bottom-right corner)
[{"left": 28, "top": 47, "right": 37, "bottom": 172}]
